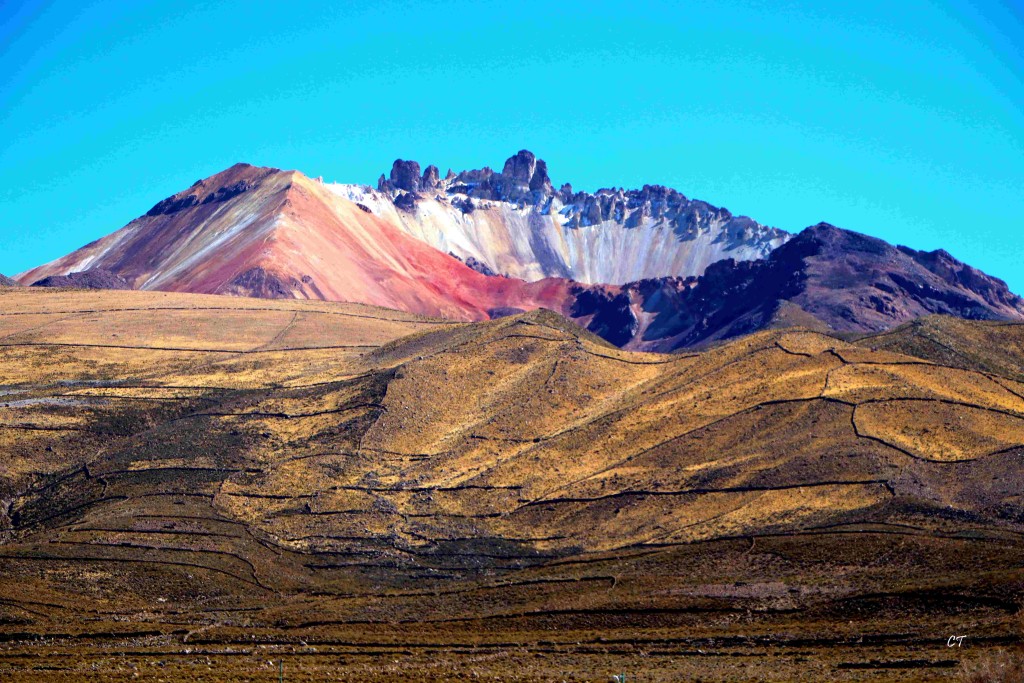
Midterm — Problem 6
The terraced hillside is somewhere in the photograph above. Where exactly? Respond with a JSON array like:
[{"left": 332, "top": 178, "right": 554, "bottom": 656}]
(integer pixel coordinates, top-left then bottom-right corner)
[{"left": 1, "top": 287, "right": 1023, "bottom": 681}]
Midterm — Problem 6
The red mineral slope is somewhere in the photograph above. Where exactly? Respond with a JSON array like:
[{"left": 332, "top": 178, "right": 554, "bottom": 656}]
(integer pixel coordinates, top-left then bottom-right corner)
[{"left": 17, "top": 164, "right": 579, "bottom": 321}]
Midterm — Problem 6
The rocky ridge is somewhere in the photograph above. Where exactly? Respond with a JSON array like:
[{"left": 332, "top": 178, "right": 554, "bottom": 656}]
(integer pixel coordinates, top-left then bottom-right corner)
[
  {"left": 346, "top": 149, "right": 790, "bottom": 284},
  {"left": 29, "top": 268, "right": 132, "bottom": 290},
  {"left": 604, "top": 222, "right": 1024, "bottom": 350}
]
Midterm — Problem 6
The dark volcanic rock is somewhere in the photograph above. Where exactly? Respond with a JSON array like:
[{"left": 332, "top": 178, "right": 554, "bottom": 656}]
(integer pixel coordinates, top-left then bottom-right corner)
[
  {"left": 0, "top": 274, "right": 21, "bottom": 287},
  {"left": 445, "top": 151, "right": 557, "bottom": 205},
  {"left": 389, "top": 159, "right": 422, "bottom": 193},
  {"left": 393, "top": 191, "right": 419, "bottom": 213},
  {"left": 898, "top": 246, "right": 1021, "bottom": 309},
  {"left": 788, "top": 223, "right": 1024, "bottom": 327},
  {"left": 452, "top": 196, "right": 474, "bottom": 214},
  {"left": 431, "top": 151, "right": 777, "bottom": 251},
  {"left": 617, "top": 223, "right": 1024, "bottom": 350},
  {"left": 220, "top": 267, "right": 297, "bottom": 299},
  {"left": 447, "top": 252, "right": 497, "bottom": 276},
  {"left": 420, "top": 152, "right": 787, "bottom": 256},
  {"left": 31, "top": 269, "right": 132, "bottom": 290},
  {"left": 529, "top": 159, "right": 553, "bottom": 195},
  {"left": 487, "top": 307, "right": 526, "bottom": 318},
  {"left": 569, "top": 285, "right": 639, "bottom": 347},
  {"left": 464, "top": 256, "right": 497, "bottom": 277},
  {"left": 421, "top": 165, "right": 441, "bottom": 191},
  {"left": 147, "top": 163, "right": 277, "bottom": 216},
  {"left": 200, "top": 179, "right": 258, "bottom": 205},
  {"left": 502, "top": 150, "right": 538, "bottom": 185},
  {"left": 382, "top": 151, "right": 560, "bottom": 206},
  {"left": 147, "top": 192, "right": 200, "bottom": 216}
]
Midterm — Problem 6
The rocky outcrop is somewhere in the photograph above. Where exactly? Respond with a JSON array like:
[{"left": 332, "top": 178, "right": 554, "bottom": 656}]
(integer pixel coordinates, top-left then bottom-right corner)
[
  {"left": 30, "top": 269, "right": 132, "bottom": 290},
  {"left": 448, "top": 252, "right": 499, "bottom": 277},
  {"left": 529, "top": 158, "right": 553, "bottom": 194},
  {"left": 379, "top": 151, "right": 555, "bottom": 207},
  {"left": 465, "top": 256, "right": 497, "bottom": 277},
  {"left": 378, "top": 160, "right": 430, "bottom": 211},
  {"left": 899, "top": 246, "right": 1022, "bottom": 310},
  {"left": 147, "top": 163, "right": 277, "bottom": 216},
  {"left": 219, "top": 266, "right": 297, "bottom": 299},
  {"left": 385, "top": 159, "right": 422, "bottom": 193},
  {"left": 502, "top": 149, "right": 537, "bottom": 184},
  {"left": 451, "top": 151, "right": 554, "bottom": 205},
  {"left": 146, "top": 192, "right": 200, "bottom": 216},
  {"left": 358, "top": 150, "right": 790, "bottom": 283},
  {"left": 569, "top": 284, "right": 638, "bottom": 347},
  {"left": 421, "top": 164, "right": 441, "bottom": 191},
  {"left": 200, "top": 179, "right": 260, "bottom": 205},
  {"left": 486, "top": 306, "right": 526, "bottom": 318},
  {"left": 392, "top": 191, "right": 418, "bottom": 212}
]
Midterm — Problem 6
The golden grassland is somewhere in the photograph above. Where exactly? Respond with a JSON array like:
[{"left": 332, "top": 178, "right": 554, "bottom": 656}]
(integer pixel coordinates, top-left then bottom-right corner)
[{"left": 1, "top": 287, "right": 1023, "bottom": 681}]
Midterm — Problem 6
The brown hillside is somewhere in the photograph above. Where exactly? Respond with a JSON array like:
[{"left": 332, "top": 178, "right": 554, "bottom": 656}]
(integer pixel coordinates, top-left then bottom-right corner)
[
  {"left": 0, "top": 288, "right": 1022, "bottom": 680},
  {"left": 856, "top": 315, "right": 1024, "bottom": 383}
]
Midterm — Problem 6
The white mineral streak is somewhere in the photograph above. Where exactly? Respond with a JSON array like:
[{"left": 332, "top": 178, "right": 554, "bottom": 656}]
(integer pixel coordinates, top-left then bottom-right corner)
[{"left": 327, "top": 183, "right": 788, "bottom": 284}]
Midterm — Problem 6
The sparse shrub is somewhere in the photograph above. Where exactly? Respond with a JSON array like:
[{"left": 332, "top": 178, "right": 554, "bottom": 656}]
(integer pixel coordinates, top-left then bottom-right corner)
[{"left": 959, "top": 649, "right": 1024, "bottom": 683}]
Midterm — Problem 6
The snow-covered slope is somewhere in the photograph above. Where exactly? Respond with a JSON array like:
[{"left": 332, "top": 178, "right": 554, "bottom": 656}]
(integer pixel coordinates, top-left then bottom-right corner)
[{"left": 327, "top": 150, "right": 789, "bottom": 284}]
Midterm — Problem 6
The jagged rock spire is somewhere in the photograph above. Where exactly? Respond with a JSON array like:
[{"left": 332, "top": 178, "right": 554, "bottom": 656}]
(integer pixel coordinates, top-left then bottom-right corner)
[
  {"left": 502, "top": 150, "right": 537, "bottom": 184},
  {"left": 389, "top": 159, "right": 422, "bottom": 192}
]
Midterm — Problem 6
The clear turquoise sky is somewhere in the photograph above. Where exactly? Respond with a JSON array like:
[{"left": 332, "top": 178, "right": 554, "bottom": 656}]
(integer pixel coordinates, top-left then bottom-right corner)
[{"left": 2, "top": 0, "right": 1022, "bottom": 290}]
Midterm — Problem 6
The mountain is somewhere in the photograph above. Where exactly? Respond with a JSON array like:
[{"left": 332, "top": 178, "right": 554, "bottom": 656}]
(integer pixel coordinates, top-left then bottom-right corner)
[
  {"left": 1, "top": 287, "right": 1023, "bottom": 677},
  {"left": 15, "top": 163, "right": 581, "bottom": 321},
  {"left": 612, "top": 222, "right": 1024, "bottom": 350},
  {"left": 0, "top": 274, "right": 20, "bottom": 287},
  {"left": 16, "top": 153, "right": 788, "bottom": 324},
  {"left": 17, "top": 156, "right": 1024, "bottom": 351},
  {"left": 330, "top": 150, "right": 790, "bottom": 283}
]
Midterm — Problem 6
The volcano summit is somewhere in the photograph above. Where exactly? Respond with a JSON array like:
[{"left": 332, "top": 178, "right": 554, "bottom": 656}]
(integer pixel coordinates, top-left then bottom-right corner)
[{"left": 16, "top": 151, "right": 1024, "bottom": 350}]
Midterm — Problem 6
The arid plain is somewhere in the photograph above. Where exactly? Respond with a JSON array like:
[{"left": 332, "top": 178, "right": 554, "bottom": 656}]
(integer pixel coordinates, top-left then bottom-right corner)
[{"left": 1, "top": 286, "right": 1023, "bottom": 681}]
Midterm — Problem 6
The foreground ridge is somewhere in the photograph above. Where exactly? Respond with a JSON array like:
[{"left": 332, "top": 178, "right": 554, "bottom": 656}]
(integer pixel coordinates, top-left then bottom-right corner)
[{"left": 0, "top": 287, "right": 1023, "bottom": 677}]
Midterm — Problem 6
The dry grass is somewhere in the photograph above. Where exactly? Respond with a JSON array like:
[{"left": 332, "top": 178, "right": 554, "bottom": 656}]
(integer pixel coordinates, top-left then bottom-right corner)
[
  {"left": 0, "top": 288, "right": 1022, "bottom": 680},
  {"left": 959, "top": 650, "right": 1024, "bottom": 683}
]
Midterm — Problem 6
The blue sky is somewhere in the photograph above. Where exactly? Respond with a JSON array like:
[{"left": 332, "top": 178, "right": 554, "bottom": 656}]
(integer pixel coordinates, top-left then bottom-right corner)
[{"left": 2, "top": 0, "right": 1022, "bottom": 291}]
